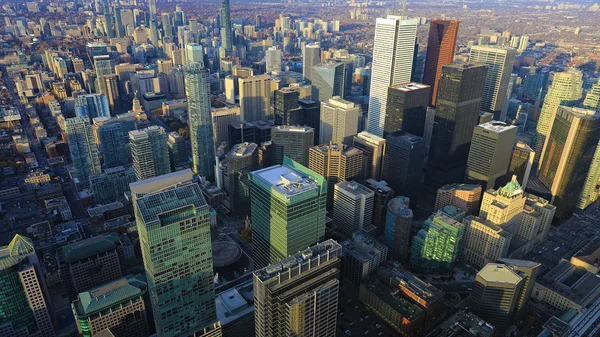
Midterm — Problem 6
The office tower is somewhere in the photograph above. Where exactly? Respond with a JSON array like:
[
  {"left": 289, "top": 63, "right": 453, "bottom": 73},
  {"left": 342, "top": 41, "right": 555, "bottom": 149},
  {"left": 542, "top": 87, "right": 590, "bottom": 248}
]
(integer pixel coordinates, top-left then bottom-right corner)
[
  {"left": 131, "top": 170, "right": 217, "bottom": 337},
  {"left": 470, "top": 263, "right": 524, "bottom": 332},
  {"left": 89, "top": 166, "right": 136, "bottom": 204},
  {"left": 468, "top": 46, "right": 516, "bottom": 120},
  {"left": 385, "top": 196, "right": 413, "bottom": 262},
  {"left": 422, "top": 19, "right": 459, "bottom": 106},
  {"left": 185, "top": 43, "right": 204, "bottom": 65},
  {"left": 303, "top": 43, "right": 321, "bottom": 82},
  {"left": 72, "top": 275, "right": 150, "bottom": 337},
  {"left": 385, "top": 82, "right": 430, "bottom": 136},
  {"left": 367, "top": 16, "right": 418, "bottom": 137},
  {"left": 184, "top": 63, "right": 216, "bottom": 181},
  {"left": 167, "top": 131, "right": 188, "bottom": 169},
  {"left": 253, "top": 240, "right": 341, "bottom": 337},
  {"left": 309, "top": 143, "right": 363, "bottom": 208},
  {"left": 274, "top": 87, "right": 299, "bottom": 125},
  {"left": 538, "top": 107, "right": 600, "bottom": 222},
  {"left": 341, "top": 232, "right": 387, "bottom": 291},
  {"left": 102, "top": 74, "right": 121, "bottom": 111},
  {"left": 435, "top": 183, "right": 482, "bottom": 215},
  {"left": 265, "top": 47, "right": 281, "bottom": 73},
  {"left": 94, "top": 55, "right": 112, "bottom": 78},
  {"left": 58, "top": 232, "right": 127, "bottom": 300},
  {"left": 497, "top": 259, "right": 541, "bottom": 318},
  {"left": 129, "top": 126, "right": 171, "bottom": 181},
  {"left": 381, "top": 132, "right": 424, "bottom": 206},
  {"left": 298, "top": 99, "right": 321, "bottom": 143},
  {"left": 461, "top": 215, "right": 512, "bottom": 269},
  {"left": 228, "top": 120, "right": 273, "bottom": 147},
  {"left": 428, "top": 63, "right": 488, "bottom": 186},
  {"left": 311, "top": 60, "right": 346, "bottom": 102},
  {"left": 517, "top": 35, "right": 529, "bottom": 53},
  {"left": 92, "top": 114, "right": 136, "bottom": 169},
  {"left": 365, "top": 179, "right": 395, "bottom": 235},
  {"left": 578, "top": 82, "right": 600, "bottom": 210},
  {"left": 157, "top": 58, "right": 174, "bottom": 74},
  {"left": 102, "top": 0, "right": 114, "bottom": 38},
  {"left": 114, "top": 7, "right": 125, "bottom": 38},
  {"left": 465, "top": 121, "right": 518, "bottom": 190},
  {"left": 227, "top": 142, "right": 258, "bottom": 217},
  {"left": 220, "top": 0, "right": 232, "bottom": 50},
  {"left": 534, "top": 70, "right": 584, "bottom": 169},
  {"left": 333, "top": 181, "right": 374, "bottom": 236},
  {"left": 271, "top": 125, "right": 314, "bottom": 166},
  {"left": 239, "top": 74, "right": 271, "bottom": 122},
  {"left": 353, "top": 132, "right": 386, "bottom": 182},
  {"left": 148, "top": 0, "right": 157, "bottom": 20},
  {"left": 65, "top": 117, "right": 102, "bottom": 189},
  {"left": 507, "top": 141, "right": 534, "bottom": 190},
  {"left": 319, "top": 96, "right": 360, "bottom": 145},
  {"left": 75, "top": 93, "right": 110, "bottom": 121},
  {"left": 410, "top": 212, "right": 465, "bottom": 274},
  {"left": 251, "top": 158, "right": 327, "bottom": 269},
  {"left": 0, "top": 235, "right": 55, "bottom": 337}
]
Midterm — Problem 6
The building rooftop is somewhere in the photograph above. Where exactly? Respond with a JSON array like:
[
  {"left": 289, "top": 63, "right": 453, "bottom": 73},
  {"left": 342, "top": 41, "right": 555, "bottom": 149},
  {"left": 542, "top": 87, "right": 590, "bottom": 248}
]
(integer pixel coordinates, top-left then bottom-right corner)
[
  {"left": 465, "top": 215, "right": 512, "bottom": 238},
  {"left": 88, "top": 201, "right": 124, "bottom": 217},
  {"left": 228, "top": 142, "right": 258, "bottom": 158},
  {"left": 388, "top": 197, "right": 413, "bottom": 218},
  {"left": 560, "top": 106, "right": 600, "bottom": 120},
  {"left": 336, "top": 181, "right": 374, "bottom": 197},
  {"left": 515, "top": 140, "right": 534, "bottom": 152},
  {"left": 341, "top": 232, "right": 387, "bottom": 264},
  {"left": 361, "top": 278, "right": 424, "bottom": 321},
  {"left": 324, "top": 96, "right": 356, "bottom": 109},
  {"left": 58, "top": 232, "right": 121, "bottom": 264},
  {"left": 477, "top": 263, "right": 523, "bottom": 285},
  {"left": 355, "top": 131, "right": 385, "bottom": 144},
  {"left": 386, "top": 131, "right": 423, "bottom": 146},
  {"left": 272, "top": 125, "right": 314, "bottom": 133},
  {"left": 571, "top": 236, "right": 600, "bottom": 271},
  {"left": 252, "top": 162, "right": 320, "bottom": 198},
  {"left": 311, "top": 143, "right": 362, "bottom": 157},
  {"left": 0, "top": 234, "right": 34, "bottom": 271},
  {"left": 364, "top": 179, "right": 393, "bottom": 194},
  {"left": 72, "top": 274, "right": 147, "bottom": 317},
  {"left": 431, "top": 310, "right": 494, "bottom": 337},
  {"left": 478, "top": 121, "right": 518, "bottom": 133},
  {"left": 389, "top": 82, "right": 430, "bottom": 92},
  {"left": 378, "top": 261, "right": 444, "bottom": 305},
  {"left": 215, "top": 280, "right": 254, "bottom": 327}
]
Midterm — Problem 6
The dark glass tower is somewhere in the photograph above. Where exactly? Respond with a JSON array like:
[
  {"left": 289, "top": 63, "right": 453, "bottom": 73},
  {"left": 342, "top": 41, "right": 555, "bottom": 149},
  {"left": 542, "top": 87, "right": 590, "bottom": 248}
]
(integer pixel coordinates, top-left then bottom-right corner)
[
  {"left": 220, "top": 0, "right": 233, "bottom": 51},
  {"left": 274, "top": 88, "right": 300, "bottom": 125},
  {"left": 385, "top": 83, "right": 430, "bottom": 137},
  {"left": 382, "top": 132, "right": 425, "bottom": 207}
]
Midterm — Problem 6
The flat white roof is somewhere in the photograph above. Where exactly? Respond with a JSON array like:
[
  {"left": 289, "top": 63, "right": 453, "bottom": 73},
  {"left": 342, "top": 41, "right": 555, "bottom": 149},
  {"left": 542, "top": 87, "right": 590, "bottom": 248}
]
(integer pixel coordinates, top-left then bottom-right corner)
[{"left": 253, "top": 165, "right": 318, "bottom": 197}]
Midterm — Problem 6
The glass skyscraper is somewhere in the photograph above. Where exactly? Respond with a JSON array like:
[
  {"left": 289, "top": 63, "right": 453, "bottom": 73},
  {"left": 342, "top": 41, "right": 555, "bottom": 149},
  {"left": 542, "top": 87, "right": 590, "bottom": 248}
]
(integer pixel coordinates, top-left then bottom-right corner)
[
  {"left": 129, "top": 126, "right": 171, "bottom": 181},
  {"left": 220, "top": 0, "right": 232, "bottom": 51},
  {"left": 92, "top": 113, "right": 136, "bottom": 169},
  {"left": 131, "top": 170, "right": 217, "bottom": 337},
  {"left": 65, "top": 117, "right": 102, "bottom": 189},
  {"left": 185, "top": 62, "right": 216, "bottom": 181}
]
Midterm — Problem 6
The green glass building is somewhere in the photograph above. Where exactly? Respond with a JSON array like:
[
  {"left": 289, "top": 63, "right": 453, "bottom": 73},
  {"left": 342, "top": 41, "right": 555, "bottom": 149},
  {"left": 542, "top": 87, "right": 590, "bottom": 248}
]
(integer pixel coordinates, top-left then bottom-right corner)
[
  {"left": 410, "top": 212, "right": 465, "bottom": 274},
  {"left": 251, "top": 157, "right": 327, "bottom": 269},
  {"left": 578, "top": 78, "right": 600, "bottom": 210},
  {"left": 131, "top": 170, "right": 217, "bottom": 337}
]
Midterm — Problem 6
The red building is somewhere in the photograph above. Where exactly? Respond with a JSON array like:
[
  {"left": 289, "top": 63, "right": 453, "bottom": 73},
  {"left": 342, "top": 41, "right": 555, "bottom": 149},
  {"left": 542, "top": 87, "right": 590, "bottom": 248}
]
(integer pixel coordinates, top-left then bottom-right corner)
[{"left": 422, "top": 19, "right": 459, "bottom": 106}]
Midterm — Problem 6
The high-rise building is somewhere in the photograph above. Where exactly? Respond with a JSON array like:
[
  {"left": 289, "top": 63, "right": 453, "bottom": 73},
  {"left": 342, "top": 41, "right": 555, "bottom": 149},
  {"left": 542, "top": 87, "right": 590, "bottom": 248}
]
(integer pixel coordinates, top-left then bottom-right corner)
[
  {"left": 435, "top": 183, "right": 482, "bottom": 215},
  {"left": 465, "top": 121, "right": 518, "bottom": 190},
  {"left": 576, "top": 78, "right": 600, "bottom": 209},
  {"left": 309, "top": 143, "right": 362, "bottom": 208},
  {"left": 250, "top": 158, "right": 327, "bottom": 269},
  {"left": 227, "top": 142, "right": 258, "bottom": 217},
  {"left": 427, "top": 63, "right": 488, "bottom": 186},
  {"left": 271, "top": 125, "right": 314, "bottom": 166},
  {"left": 92, "top": 114, "right": 136, "bottom": 169},
  {"left": 72, "top": 275, "right": 150, "bottom": 337},
  {"left": 333, "top": 181, "right": 374, "bottom": 236},
  {"left": 422, "top": 19, "right": 459, "bottom": 106},
  {"left": 353, "top": 132, "right": 386, "bottom": 182},
  {"left": 365, "top": 179, "right": 395, "bottom": 235},
  {"left": 89, "top": 166, "right": 136, "bottom": 205},
  {"left": 131, "top": 170, "right": 217, "bottom": 337},
  {"left": 220, "top": 0, "right": 232, "bottom": 51},
  {"left": 184, "top": 43, "right": 204, "bottom": 65},
  {"left": 539, "top": 106, "right": 600, "bottom": 221},
  {"left": 58, "top": 232, "right": 128, "bottom": 300},
  {"left": 75, "top": 93, "right": 110, "bottom": 121},
  {"left": 507, "top": 141, "right": 534, "bottom": 190},
  {"left": 102, "top": 74, "right": 121, "bottom": 112},
  {"left": 148, "top": 0, "right": 157, "bottom": 20},
  {"left": 341, "top": 232, "right": 387, "bottom": 291},
  {"left": 65, "top": 117, "right": 102, "bottom": 189},
  {"left": 274, "top": 87, "right": 299, "bottom": 125},
  {"left": 129, "top": 126, "right": 171, "bottom": 181},
  {"left": 253, "top": 240, "right": 341, "bottom": 337},
  {"left": 470, "top": 263, "right": 524, "bottom": 332},
  {"left": 319, "top": 96, "right": 360, "bottom": 145},
  {"left": 157, "top": 58, "right": 174, "bottom": 74},
  {"left": 185, "top": 62, "right": 216, "bottom": 180},
  {"left": 384, "top": 82, "right": 430, "bottom": 137},
  {"left": 461, "top": 215, "right": 513, "bottom": 269},
  {"left": 239, "top": 74, "right": 271, "bottom": 122},
  {"left": 265, "top": 47, "right": 281, "bottom": 73},
  {"left": 303, "top": 43, "right": 321, "bottom": 82},
  {"left": 385, "top": 196, "right": 413, "bottom": 262},
  {"left": 410, "top": 212, "right": 465, "bottom": 274},
  {"left": 533, "top": 69, "right": 583, "bottom": 168},
  {"left": 311, "top": 60, "right": 347, "bottom": 102},
  {"left": 0, "top": 235, "right": 55, "bottom": 337},
  {"left": 367, "top": 16, "right": 418, "bottom": 137},
  {"left": 167, "top": 131, "right": 188, "bottom": 169},
  {"left": 497, "top": 259, "right": 541, "bottom": 318},
  {"left": 381, "top": 132, "right": 425, "bottom": 206},
  {"left": 468, "top": 45, "right": 516, "bottom": 120},
  {"left": 114, "top": 7, "right": 125, "bottom": 38}
]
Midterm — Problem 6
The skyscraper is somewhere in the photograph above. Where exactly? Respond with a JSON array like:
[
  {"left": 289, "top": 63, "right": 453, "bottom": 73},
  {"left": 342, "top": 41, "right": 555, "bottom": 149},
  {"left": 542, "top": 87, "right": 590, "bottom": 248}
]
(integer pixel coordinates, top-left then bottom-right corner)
[
  {"left": 250, "top": 157, "right": 327, "bottom": 269},
  {"left": 0, "top": 235, "right": 55, "bottom": 337},
  {"left": 253, "top": 240, "right": 341, "bottom": 337},
  {"left": 465, "top": 121, "right": 518, "bottom": 190},
  {"left": 422, "top": 19, "right": 459, "bottom": 106},
  {"left": 578, "top": 79, "right": 600, "bottom": 210},
  {"left": 365, "top": 179, "right": 395, "bottom": 235},
  {"left": 468, "top": 45, "right": 517, "bottom": 120},
  {"left": 385, "top": 196, "right": 413, "bottom": 262},
  {"left": 435, "top": 183, "right": 483, "bottom": 215},
  {"left": 185, "top": 62, "right": 216, "bottom": 181},
  {"left": 271, "top": 125, "right": 314, "bottom": 166},
  {"left": 303, "top": 43, "right": 321, "bottom": 82},
  {"left": 148, "top": 0, "right": 157, "bottom": 20},
  {"left": 353, "top": 132, "right": 386, "bottom": 182},
  {"left": 220, "top": 0, "right": 232, "bottom": 51},
  {"left": 65, "top": 117, "right": 102, "bottom": 189},
  {"left": 89, "top": 166, "right": 137, "bottom": 204},
  {"left": 381, "top": 132, "right": 425, "bottom": 206},
  {"left": 75, "top": 93, "right": 110, "bottom": 121},
  {"left": 507, "top": 141, "right": 535, "bottom": 190},
  {"left": 319, "top": 96, "right": 360, "bottom": 145},
  {"left": 167, "top": 131, "right": 188, "bottom": 169},
  {"left": 131, "top": 170, "right": 217, "bottom": 337},
  {"left": 114, "top": 7, "right": 125, "bottom": 38},
  {"left": 311, "top": 61, "right": 347, "bottom": 102},
  {"left": 538, "top": 106, "right": 600, "bottom": 222},
  {"left": 274, "top": 87, "right": 299, "bottom": 125},
  {"left": 102, "top": 74, "right": 121, "bottom": 112},
  {"left": 265, "top": 47, "right": 281, "bottom": 73},
  {"left": 367, "top": 16, "right": 418, "bottom": 137},
  {"left": 333, "top": 181, "right": 375, "bottom": 236},
  {"left": 384, "top": 82, "right": 430, "bottom": 136},
  {"left": 427, "top": 63, "right": 488, "bottom": 186},
  {"left": 184, "top": 43, "right": 204, "bottom": 65},
  {"left": 227, "top": 142, "right": 258, "bottom": 217},
  {"left": 92, "top": 114, "right": 136, "bottom": 169},
  {"left": 239, "top": 74, "right": 272, "bottom": 122},
  {"left": 533, "top": 69, "right": 583, "bottom": 169},
  {"left": 129, "top": 126, "right": 171, "bottom": 181}
]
